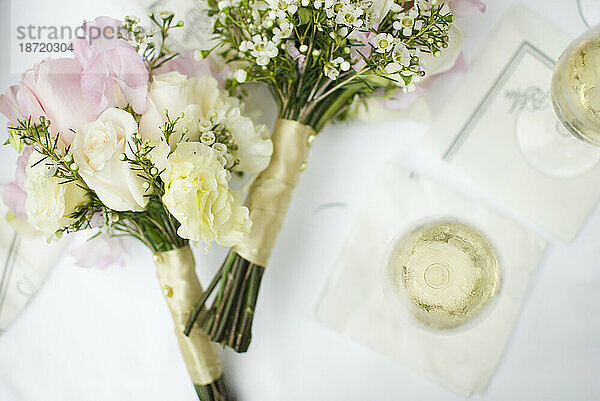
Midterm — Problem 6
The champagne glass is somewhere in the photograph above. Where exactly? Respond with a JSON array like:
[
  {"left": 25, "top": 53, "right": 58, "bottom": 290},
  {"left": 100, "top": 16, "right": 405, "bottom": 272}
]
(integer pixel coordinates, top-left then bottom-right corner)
[
  {"left": 514, "top": 16, "right": 600, "bottom": 178},
  {"left": 382, "top": 219, "right": 501, "bottom": 331},
  {"left": 551, "top": 25, "right": 600, "bottom": 146}
]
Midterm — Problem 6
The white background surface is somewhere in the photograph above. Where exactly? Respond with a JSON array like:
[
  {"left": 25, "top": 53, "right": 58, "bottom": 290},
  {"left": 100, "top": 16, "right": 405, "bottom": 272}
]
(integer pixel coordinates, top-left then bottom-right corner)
[{"left": 0, "top": 0, "right": 599, "bottom": 400}]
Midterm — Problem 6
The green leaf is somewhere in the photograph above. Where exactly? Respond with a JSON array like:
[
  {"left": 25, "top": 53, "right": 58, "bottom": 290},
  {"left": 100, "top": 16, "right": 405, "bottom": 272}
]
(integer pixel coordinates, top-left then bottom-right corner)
[{"left": 298, "top": 7, "right": 312, "bottom": 26}]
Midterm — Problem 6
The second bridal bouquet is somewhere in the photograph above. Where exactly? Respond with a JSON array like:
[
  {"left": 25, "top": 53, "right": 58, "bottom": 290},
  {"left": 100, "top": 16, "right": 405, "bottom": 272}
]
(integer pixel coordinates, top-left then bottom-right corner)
[
  {"left": 186, "top": 0, "right": 475, "bottom": 352},
  {"left": 0, "top": 11, "right": 272, "bottom": 401}
]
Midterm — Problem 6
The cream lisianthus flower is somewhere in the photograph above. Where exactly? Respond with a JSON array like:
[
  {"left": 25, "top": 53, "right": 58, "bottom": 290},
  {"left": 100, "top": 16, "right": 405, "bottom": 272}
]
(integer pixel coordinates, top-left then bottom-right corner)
[
  {"left": 72, "top": 108, "right": 149, "bottom": 212},
  {"left": 162, "top": 142, "right": 251, "bottom": 247},
  {"left": 24, "top": 152, "right": 87, "bottom": 240},
  {"left": 140, "top": 72, "right": 220, "bottom": 146},
  {"left": 140, "top": 71, "right": 272, "bottom": 176}
]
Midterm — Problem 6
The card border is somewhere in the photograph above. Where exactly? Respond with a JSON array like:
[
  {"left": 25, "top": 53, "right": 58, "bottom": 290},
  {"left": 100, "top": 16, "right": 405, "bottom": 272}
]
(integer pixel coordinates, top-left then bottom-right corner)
[{"left": 442, "top": 41, "right": 555, "bottom": 161}]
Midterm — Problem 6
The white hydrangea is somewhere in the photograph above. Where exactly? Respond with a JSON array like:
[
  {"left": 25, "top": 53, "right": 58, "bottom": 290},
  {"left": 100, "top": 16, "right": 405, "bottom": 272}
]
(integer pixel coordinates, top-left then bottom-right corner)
[{"left": 218, "top": 0, "right": 241, "bottom": 9}]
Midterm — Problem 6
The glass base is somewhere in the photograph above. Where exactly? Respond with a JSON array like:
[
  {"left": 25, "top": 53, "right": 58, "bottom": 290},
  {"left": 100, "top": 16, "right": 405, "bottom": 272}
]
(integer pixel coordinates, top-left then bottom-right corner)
[
  {"left": 515, "top": 107, "right": 600, "bottom": 178},
  {"left": 578, "top": 0, "right": 600, "bottom": 27}
]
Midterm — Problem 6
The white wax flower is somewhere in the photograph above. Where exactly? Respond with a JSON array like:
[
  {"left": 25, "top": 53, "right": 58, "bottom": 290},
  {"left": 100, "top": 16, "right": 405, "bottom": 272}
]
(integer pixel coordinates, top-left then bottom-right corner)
[
  {"left": 162, "top": 142, "right": 251, "bottom": 247},
  {"left": 394, "top": 8, "right": 420, "bottom": 36},
  {"left": 233, "top": 69, "right": 247, "bottom": 83},
  {"left": 273, "top": 21, "right": 293, "bottom": 43},
  {"left": 395, "top": 43, "right": 412, "bottom": 64},
  {"left": 24, "top": 152, "right": 87, "bottom": 240},
  {"left": 336, "top": 4, "right": 364, "bottom": 28},
  {"left": 324, "top": 62, "right": 340, "bottom": 80},
  {"left": 249, "top": 35, "right": 279, "bottom": 66},
  {"left": 267, "top": 0, "right": 299, "bottom": 19},
  {"left": 72, "top": 108, "right": 149, "bottom": 212},
  {"left": 374, "top": 33, "right": 395, "bottom": 53}
]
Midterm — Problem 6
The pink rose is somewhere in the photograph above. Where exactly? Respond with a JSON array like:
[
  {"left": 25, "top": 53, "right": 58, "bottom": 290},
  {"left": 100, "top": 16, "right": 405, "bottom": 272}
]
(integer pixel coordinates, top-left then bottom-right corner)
[
  {"left": 3, "top": 146, "right": 33, "bottom": 220},
  {"left": 447, "top": 0, "right": 486, "bottom": 18},
  {"left": 72, "top": 17, "right": 149, "bottom": 115}
]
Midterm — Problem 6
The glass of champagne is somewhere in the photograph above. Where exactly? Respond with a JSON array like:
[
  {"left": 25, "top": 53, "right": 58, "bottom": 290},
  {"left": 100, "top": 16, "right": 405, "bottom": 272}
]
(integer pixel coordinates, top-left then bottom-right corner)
[
  {"left": 551, "top": 25, "right": 600, "bottom": 146},
  {"left": 513, "top": 13, "right": 600, "bottom": 179},
  {"left": 382, "top": 219, "right": 501, "bottom": 332}
]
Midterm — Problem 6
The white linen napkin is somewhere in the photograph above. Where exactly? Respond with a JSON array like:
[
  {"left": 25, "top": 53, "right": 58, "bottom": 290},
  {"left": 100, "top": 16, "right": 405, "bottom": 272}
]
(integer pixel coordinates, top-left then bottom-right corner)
[
  {"left": 315, "top": 163, "right": 546, "bottom": 396},
  {"left": 0, "top": 192, "right": 67, "bottom": 334}
]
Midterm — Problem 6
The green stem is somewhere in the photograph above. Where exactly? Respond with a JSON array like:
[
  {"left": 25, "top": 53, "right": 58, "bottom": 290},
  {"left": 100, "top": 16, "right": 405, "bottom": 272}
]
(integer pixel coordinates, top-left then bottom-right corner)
[{"left": 310, "top": 88, "right": 358, "bottom": 132}]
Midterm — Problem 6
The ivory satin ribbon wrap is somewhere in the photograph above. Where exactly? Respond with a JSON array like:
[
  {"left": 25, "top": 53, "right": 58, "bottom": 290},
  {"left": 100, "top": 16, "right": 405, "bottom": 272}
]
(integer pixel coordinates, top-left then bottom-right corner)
[
  {"left": 234, "top": 119, "right": 315, "bottom": 267},
  {"left": 154, "top": 246, "right": 223, "bottom": 385}
]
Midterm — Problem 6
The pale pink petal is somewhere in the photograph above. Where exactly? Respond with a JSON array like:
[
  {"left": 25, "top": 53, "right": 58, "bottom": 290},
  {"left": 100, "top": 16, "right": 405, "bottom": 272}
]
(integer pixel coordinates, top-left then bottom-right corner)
[
  {"left": 155, "top": 51, "right": 229, "bottom": 88},
  {"left": 0, "top": 86, "right": 23, "bottom": 122},
  {"left": 448, "top": 0, "right": 486, "bottom": 18},
  {"left": 0, "top": 84, "right": 44, "bottom": 124},
  {"left": 156, "top": 51, "right": 212, "bottom": 78},
  {"left": 15, "top": 146, "right": 33, "bottom": 185},
  {"left": 22, "top": 58, "right": 97, "bottom": 142},
  {"left": 3, "top": 146, "right": 33, "bottom": 221},
  {"left": 3, "top": 182, "right": 27, "bottom": 220},
  {"left": 451, "top": 52, "right": 467, "bottom": 73},
  {"left": 70, "top": 235, "right": 130, "bottom": 270},
  {"left": 73, "top": 17, "right": 149, "bottom": 115}
]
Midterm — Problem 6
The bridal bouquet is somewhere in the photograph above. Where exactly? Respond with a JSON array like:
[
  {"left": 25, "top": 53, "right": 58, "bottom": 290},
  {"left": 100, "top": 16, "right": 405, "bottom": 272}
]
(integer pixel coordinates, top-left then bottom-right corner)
[
  {"left": 185, "top": 0, "right": 473, "bottom": 352},
  {"left": 0, "top": 11, "right": 272, "bottom": 401}
]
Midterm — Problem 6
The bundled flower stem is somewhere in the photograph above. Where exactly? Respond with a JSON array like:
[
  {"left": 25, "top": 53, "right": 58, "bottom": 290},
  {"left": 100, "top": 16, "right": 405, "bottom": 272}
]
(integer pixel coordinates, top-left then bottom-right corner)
[
  {"left": 1, "top": 10, "right": 271, "bottom": 398},
  {"left": 8, "top": 117, "right": 230, "bottom": 401},
  {"left": 186, "top": 0, "right": 457, "bottom": 351}
]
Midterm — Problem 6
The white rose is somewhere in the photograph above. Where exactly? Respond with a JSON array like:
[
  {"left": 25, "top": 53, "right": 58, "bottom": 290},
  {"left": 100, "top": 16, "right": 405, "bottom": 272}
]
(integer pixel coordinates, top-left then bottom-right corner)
[
  {"left": 24, "top": 152, "right": 87, "bottom": 240},
  {"left": 162, "top": 142, "right": 251, "bottom": 247},
  {"left": 418, "top": 25, "right": 465, "bottom": 76},
  {"left": 72, "top": 108, "right": 148, "bottom": 212}
]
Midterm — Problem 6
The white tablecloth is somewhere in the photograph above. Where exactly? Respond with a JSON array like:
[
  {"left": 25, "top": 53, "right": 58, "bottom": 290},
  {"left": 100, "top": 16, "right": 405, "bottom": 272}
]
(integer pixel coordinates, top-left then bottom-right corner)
[{"left": 0, "top": 1, "right": 598, "bottom": 400}]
